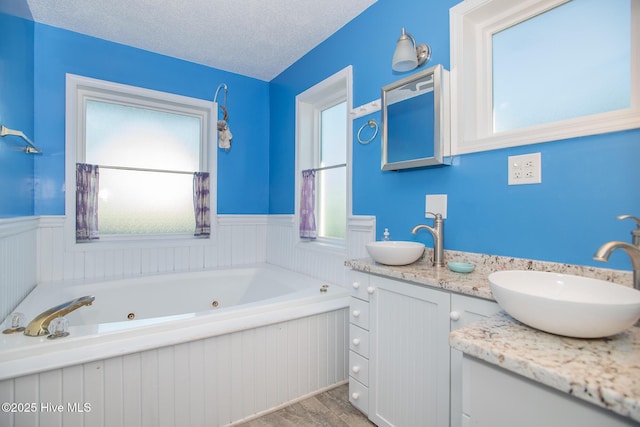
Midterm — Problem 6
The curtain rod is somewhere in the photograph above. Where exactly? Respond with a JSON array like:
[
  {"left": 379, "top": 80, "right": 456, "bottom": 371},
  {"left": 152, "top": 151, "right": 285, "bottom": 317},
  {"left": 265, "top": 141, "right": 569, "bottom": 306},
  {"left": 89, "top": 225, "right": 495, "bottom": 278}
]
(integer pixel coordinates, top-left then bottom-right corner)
[
  {"left": 304, "top": 163, "right": 347, "bottom": 173},
  {"left": 97, "top": 164, "right": 196, "bottom": 175}
]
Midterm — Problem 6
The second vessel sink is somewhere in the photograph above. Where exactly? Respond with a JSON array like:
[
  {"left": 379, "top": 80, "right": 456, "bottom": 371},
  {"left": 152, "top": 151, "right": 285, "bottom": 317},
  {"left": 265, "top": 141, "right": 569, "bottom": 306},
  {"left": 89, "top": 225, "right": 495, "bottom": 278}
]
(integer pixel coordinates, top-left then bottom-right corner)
[
  {"left": 488, "top": 270, "right": 640, "bottom": 338},
  {"left": 366, "top": 241, "right": 425, "bottom": 266}
]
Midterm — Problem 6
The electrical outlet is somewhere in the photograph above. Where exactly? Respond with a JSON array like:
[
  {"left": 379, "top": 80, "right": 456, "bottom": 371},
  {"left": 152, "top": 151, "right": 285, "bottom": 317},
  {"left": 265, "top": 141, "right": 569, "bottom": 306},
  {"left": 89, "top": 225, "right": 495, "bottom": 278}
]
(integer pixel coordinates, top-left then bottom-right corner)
[{"left": 508, "top": 153, "right": 541, "bottom": 185}]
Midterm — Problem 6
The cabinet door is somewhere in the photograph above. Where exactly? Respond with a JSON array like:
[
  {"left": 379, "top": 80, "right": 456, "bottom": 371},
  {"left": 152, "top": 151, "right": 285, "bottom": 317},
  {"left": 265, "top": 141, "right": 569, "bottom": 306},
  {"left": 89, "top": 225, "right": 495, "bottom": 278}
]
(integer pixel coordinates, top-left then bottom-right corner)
[
  {"left": 369, "top": 276, "right": 451, "bottom": 427},
  {"left": 463, "top": 356, "right": 638, "bottom": 427},
  {"left": 450, "top": 294, "right": 501, "bottom": 427}
]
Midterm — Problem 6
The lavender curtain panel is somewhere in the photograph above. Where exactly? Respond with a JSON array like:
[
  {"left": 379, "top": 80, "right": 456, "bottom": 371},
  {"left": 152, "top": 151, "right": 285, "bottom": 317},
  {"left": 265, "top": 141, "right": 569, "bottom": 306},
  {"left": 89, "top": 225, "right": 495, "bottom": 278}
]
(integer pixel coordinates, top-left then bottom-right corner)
[
  {"left": 193, "top": 172, "right": 211, "bottom": 236},
  {"left": 300, "top": 169, "right": 317, "bottom": 239},
  {"left": 76, "top": 163, "right": 100, "bottom": 242}
]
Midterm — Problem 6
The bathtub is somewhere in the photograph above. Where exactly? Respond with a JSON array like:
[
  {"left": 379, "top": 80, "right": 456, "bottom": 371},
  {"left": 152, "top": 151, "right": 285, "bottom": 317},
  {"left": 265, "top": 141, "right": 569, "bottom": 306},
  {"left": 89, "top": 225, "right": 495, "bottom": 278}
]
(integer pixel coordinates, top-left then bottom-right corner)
[{"left": 0, "top": 264, "right": 350, "bottom": 426}]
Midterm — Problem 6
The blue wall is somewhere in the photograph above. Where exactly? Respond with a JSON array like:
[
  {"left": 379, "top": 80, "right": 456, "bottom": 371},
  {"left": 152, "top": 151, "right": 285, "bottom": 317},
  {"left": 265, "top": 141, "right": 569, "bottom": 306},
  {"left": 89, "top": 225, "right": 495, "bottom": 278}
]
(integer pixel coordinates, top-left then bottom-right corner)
[
  {"left": 0, "top": 14, "right": 35, "bottom": 217},
  {"left": 31, "top": 22, "right": 270, "bottom": 216},
  {"left": 2, "top": 1, "right": 639, "bottom": 272},
  {"left": 269, "top": 0, "right": 640, "bottom": 271}
]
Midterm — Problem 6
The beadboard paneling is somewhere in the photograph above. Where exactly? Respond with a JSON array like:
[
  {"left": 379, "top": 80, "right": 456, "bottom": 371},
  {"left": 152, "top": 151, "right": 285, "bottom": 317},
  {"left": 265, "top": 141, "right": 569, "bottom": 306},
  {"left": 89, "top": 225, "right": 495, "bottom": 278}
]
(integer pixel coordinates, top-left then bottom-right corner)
[
  {"left": 0, "top": 217, "right": 38, "bottom": 320},
  {"left": 0, "top": 308, "right": 349, "bottom": 427},
  {"left": 36, "top": 215, "right": 270, "bottom": 284},
  {"left": 2, "top": 214, "right": 373, "bottom": 314},
  {"left": 266, "top": 215, "right": 375, "bottom": 286}
]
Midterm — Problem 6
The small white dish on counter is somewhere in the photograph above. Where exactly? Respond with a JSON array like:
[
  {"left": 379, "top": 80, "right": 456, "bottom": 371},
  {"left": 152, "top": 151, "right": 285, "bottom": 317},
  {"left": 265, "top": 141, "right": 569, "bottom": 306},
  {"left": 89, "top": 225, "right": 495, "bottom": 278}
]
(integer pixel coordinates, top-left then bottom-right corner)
[
  {"left": 366, "top": 241, "right": 425, "bottom": 266},
  {"left": 488, "top": 270, "right": 640, "bottom": 338}
]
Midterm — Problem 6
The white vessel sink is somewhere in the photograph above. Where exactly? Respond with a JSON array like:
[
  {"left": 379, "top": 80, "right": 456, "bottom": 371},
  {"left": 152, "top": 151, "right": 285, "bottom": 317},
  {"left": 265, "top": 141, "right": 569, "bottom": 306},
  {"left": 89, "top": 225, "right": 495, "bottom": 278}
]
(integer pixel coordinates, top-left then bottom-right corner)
[
  {"left": 366, "top": 241, "right": 425, "bottom": 266},
  {"left": 489, "top": 270, "right": 640, "bottom": 338}
]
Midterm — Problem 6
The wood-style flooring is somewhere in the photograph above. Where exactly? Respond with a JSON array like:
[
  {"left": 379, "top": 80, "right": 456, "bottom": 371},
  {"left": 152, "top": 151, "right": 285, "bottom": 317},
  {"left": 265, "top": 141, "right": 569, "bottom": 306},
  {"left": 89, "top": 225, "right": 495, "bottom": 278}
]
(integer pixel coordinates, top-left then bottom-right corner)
[{"left": 234, "top": 383, "right": 376, "bottom": 427}]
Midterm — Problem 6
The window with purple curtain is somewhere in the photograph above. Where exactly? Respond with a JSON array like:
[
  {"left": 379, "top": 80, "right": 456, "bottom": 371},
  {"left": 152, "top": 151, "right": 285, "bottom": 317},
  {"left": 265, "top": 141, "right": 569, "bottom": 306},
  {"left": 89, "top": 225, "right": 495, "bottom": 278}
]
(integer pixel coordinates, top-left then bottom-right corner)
[
  {"left": 300, "top": 169, "right": 317, "bottom": 239},
  {"left": 76, "top": 163, "right": 100, "bottom": 242},
  {"left": 193, "top": 172, "right": 211, "bottom": 237}
]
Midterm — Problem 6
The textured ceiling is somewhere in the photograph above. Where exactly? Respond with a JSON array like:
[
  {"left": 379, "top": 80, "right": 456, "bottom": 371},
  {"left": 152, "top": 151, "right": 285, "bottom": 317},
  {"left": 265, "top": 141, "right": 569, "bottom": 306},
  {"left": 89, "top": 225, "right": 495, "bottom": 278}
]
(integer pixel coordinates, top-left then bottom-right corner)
[{"left": 1, "top": 0, "right": 376, "bottom": 81}]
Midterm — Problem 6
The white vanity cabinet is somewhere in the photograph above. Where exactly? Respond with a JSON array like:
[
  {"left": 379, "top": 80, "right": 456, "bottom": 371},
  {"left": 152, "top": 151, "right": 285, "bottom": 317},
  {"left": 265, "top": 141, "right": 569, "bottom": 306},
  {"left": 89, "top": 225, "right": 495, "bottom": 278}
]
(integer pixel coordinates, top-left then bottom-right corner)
[
  {"left": 368, "top": 275, "right": 451, "bottom": 427},
  {"left": 462, "top": 356, "right": 638, "bottom": 427},
  {"left": 348, "top": 270, "right": 500, "bottom": 427}
]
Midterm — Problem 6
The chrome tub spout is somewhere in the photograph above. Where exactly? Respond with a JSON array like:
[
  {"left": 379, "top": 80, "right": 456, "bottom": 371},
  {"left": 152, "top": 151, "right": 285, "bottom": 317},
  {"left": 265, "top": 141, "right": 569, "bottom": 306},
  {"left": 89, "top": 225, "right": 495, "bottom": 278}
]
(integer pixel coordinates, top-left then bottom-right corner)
[{"left": 23, "top": 295, "right": 95, "bottom": 337}]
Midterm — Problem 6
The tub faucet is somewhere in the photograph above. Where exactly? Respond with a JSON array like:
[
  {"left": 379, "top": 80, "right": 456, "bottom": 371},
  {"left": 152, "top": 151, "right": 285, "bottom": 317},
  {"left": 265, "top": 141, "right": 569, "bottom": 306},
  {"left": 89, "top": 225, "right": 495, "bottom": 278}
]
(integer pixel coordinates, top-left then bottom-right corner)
[
  {"left": 23, "top": 295, "right": 95, "bottom": 337},
  {"left": 411, "top": 213, "right": 445, "bottom": 267}
]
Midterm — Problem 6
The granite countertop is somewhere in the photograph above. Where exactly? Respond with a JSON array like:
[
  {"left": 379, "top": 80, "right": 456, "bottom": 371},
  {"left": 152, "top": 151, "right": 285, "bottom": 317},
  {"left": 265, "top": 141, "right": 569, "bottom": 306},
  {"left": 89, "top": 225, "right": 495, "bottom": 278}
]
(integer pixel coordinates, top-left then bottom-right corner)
[
  {"left": 346, "top": 255, "right": 495, "bottom": 299},
  {"left": 346, "top": 249, "right": 638, "bottom": 422},
  {"left": 345, "top": 248, "right": 632, "bottom": 301},
  {"left": 450, "top": 312, "right": 640, "bottom": 422}
]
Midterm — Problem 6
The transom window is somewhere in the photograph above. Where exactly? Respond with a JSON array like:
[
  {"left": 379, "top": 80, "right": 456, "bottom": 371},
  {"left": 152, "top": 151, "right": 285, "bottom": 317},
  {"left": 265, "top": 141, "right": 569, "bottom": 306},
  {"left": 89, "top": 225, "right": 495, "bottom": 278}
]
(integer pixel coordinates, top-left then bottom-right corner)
[{"left": 450, "top": 0, "right": 639, "bottom": 154}]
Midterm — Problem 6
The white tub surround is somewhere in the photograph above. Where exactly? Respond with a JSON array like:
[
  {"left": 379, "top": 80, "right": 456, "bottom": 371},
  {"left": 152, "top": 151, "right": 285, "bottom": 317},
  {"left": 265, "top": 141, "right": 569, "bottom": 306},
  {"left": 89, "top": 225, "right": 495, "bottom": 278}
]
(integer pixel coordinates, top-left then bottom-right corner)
[
  {"left": 0, "top": 309, "right": 349, "bottom": 427},
  {"left": 0, "top": 265, "right": 350, "bottom": 427},
  {"left": 0, "top": 265, "right": 349, "bottom": 381},
  {"left": 450, "top": 313, "right": 640, "bottom": 424}
]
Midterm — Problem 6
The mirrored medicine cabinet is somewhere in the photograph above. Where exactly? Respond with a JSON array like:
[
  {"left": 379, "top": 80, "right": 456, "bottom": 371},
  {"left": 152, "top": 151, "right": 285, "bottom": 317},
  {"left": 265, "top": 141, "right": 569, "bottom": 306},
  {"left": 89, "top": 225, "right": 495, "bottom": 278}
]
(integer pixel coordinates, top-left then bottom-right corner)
[{"left": 381, "top": 64, "right": 451, "bottom": 171}]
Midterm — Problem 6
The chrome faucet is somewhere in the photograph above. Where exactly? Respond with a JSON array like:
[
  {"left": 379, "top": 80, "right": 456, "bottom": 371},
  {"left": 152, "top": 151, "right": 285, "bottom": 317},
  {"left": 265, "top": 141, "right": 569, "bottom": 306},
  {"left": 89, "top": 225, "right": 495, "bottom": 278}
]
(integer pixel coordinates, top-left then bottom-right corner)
[
  {"left": 23, "top": 295, "right": 95, "bottom": 337},
  {"left": 411, "top": 213, "right": 445, "bottom": 267},
  {"left": 593, "top": 215, "right": 640, "bottom": 290}
]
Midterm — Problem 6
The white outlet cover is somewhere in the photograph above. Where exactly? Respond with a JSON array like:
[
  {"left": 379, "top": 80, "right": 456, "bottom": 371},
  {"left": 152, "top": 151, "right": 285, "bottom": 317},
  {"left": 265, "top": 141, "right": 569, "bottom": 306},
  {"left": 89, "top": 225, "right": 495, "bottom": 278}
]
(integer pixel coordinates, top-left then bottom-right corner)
[
  {"left": 426, "top": 194, "right": 447, "bottom": 218},
  {"left": 508, "top": 153, "right": 541, "bottom": 185}
]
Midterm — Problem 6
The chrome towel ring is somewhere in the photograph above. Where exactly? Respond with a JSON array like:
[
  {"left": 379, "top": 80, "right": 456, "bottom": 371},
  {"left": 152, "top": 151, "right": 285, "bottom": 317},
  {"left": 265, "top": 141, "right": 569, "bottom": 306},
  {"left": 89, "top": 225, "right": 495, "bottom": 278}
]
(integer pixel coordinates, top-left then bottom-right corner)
[{"left": 357, "top": 119, "right": 378, "bottom": 145}]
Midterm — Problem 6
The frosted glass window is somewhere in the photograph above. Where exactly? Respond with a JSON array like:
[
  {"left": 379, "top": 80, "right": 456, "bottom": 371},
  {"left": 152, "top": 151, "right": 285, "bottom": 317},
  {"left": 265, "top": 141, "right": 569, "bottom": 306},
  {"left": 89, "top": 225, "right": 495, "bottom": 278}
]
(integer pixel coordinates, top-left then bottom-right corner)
[
  {"left": 492, "top": 0, "right": 631, "bottom": 132},
  {"left": 318, "top": 102, "right": 346, "bottom": 239},
  {"left": 85, "top": 100, "right": 202, "bottom": 235}
]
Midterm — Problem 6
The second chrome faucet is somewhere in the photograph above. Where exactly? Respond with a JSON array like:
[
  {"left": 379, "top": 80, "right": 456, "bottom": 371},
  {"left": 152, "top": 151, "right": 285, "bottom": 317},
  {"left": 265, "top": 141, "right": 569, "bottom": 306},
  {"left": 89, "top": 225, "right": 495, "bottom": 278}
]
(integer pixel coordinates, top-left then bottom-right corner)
[
  {"left": 411, "top": 213, "right": 445, "bottom": 267},
  {"left": 593, "top": 214, "right": 640, "bottom": 290}
]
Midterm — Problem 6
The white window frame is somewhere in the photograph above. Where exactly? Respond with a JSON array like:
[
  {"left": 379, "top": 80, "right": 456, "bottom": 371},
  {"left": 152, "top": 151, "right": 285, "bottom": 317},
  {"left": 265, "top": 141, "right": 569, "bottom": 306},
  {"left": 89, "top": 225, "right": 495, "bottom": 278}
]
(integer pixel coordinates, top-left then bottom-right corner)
[
  {"left": 450, "top": 0, "right": 640, "bottom": 155},
  {"left": 295, "top": 66, "right": 353, "bottom": 251},
  {"left": 64, "top": 74, "right": 217, "bottom": 250}
]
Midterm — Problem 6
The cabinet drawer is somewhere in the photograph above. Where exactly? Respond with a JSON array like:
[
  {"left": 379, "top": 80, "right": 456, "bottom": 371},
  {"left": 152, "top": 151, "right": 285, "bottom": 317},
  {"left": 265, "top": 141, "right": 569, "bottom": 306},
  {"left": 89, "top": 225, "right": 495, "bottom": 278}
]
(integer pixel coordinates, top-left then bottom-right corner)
[
  {"left": 349, "top": 350, "right": 369, "bottom": 386},
  {"left": 350, "top": 323, "right": 370, "bottom": 358},
  {"left": 349, "top": 377, "right": 369, "bottom": 415},
  {"left": 350, "top": 298, "right": 370, "bottom": 330},
  {"left": 349, "top": 270, "right": 372, "bottom": 301}
]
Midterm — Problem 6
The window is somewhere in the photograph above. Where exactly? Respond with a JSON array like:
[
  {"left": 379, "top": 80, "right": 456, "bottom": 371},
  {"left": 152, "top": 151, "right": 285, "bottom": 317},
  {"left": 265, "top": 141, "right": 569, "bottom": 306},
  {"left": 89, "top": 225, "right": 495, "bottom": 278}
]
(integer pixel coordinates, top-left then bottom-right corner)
[
  {"left": 66, "top": 74, "right": 216, "bottom": 242},
  {"left": 318, "top": 102, "right": 347, "bottom": 239},
  {"left": 296, "top": 66, "right": 352, "bottom": 246},
  {"left": 450, "top": 0, "right": 639, "bottom": 154}
]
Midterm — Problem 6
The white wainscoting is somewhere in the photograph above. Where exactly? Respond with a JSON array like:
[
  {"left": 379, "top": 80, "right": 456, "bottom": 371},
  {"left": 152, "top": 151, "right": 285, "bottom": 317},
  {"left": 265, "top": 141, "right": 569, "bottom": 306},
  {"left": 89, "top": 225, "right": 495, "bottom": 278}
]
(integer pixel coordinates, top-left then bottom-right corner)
[
  {"left": 0, "top": 308, "right": 349, "bottom": 427},
  {"left": 266, "top": 215, "right": 375, "bottom": 286},
  {"left": 1, "top": 214, "right": 374, "bottom": 318},
  {"left": 0, "top": 217, "right": 39, "bottom": 321},
  {"left": 36, "top": 215, "right": 271, "bottom": 285}
]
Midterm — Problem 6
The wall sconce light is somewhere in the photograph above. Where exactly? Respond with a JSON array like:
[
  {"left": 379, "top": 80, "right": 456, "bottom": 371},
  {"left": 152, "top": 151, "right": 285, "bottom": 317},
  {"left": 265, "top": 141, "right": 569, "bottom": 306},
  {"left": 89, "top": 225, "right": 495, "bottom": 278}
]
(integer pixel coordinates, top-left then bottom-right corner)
[{"left": 391, "top": 28, "right": 431, "bottom": 72}]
